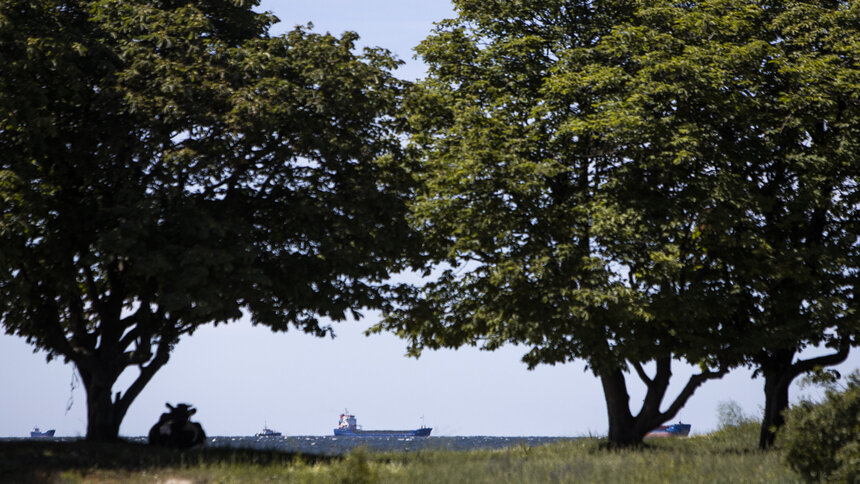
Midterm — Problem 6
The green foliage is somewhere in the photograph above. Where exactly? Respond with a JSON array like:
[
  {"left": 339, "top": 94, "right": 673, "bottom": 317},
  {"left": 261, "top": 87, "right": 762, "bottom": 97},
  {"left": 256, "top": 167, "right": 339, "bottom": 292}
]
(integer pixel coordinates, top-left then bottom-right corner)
[
  {"left": 800, "top": 368, "right": 844, "bottom": 392},
  {"left": 383, "top": 0, "right": 741, "bottom": 371},
  {"left": 0, "top": 0, "right": 413, "bottom": 439},
  {"left": 335, "top": 448, "right": 377, "bottom": 484},
  {"left": 781, "top": 372, "right": 860, "bottom": 483}
]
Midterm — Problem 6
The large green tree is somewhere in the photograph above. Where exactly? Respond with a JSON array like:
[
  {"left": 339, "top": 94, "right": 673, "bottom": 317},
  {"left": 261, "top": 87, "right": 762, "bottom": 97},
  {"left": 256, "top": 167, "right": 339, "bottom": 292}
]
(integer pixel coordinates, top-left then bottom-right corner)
[
  {"left": 377, "top": 0, "right": 741, "bottom": 447},
  {"left": 600, "top": 0, "right": 860, "bottom": 448},
  {"left": 1, "top": 0, "right": 414, "bottom": 441},
  {"left": 377, "top": 0, "right": 858, "bottom": 447},
  {"left": 747, "top": 1, "right": 859, "bottom": 447}
]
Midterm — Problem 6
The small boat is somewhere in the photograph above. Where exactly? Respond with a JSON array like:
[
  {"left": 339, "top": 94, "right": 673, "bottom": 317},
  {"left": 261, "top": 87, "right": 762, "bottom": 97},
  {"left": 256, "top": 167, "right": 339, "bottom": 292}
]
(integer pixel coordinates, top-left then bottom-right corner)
[
  {"left": 645, "top": 422, "right": 691, "bottom": 438},
  {"left": 333, "top": 411, "right": 432, "bottom": 437},
  {"left": 30, "top": 427, "right": 55, "bottom": 438},
  {"left": 255, "top": 424, "right": 282, "bottom": 437}
]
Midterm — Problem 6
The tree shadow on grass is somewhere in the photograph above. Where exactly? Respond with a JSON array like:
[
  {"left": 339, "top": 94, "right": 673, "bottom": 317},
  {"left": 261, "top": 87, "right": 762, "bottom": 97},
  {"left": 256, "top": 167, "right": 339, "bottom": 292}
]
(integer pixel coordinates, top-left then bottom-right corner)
[{"left": 0, "top": 439, "right": 336, "bottom": 483}]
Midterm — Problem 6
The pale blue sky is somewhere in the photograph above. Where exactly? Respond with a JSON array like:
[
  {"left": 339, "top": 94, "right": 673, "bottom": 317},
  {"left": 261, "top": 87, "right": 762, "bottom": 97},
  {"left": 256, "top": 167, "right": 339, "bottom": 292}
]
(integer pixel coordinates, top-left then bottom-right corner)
[{"left": 1, "top": 0, "right": 857, "bottom": 439}]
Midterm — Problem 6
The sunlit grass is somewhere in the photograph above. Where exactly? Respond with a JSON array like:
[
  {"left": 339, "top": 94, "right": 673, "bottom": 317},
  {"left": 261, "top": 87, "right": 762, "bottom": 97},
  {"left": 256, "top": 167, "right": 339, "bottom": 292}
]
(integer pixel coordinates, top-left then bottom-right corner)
[{"left": 1, "top": 424, "right": 800, "bottom": 484}]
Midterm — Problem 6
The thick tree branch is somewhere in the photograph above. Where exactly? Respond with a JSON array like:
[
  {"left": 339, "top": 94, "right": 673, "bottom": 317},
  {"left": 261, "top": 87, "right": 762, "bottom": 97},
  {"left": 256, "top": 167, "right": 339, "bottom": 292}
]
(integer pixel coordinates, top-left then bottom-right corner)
[
  {"left": 638, "top": 357, "right": 671, "bottom": 422},
  {"left": 632, "top": 361, "right": 653, "bottom": 385},
  {"left": 117, "top": 315, "right": 141, "bottom": 353},
  {"left": 105, "top": 262, "right": 127, "bottom": 331},
  {"left": 67, "top": 283, "right": 96, "bottom": 350},
  {"left": 115, "top": 332, "right": 174, "bottom": 421},
  {"left": 658, "top": 366, "right": 728, "bottom": 423},
  {"left": 123, "top": 333, "right": 154, "bottom": 366},
  {"left": 83, "top": 264, "right": 108, "bottom": 324},
  {"left": 791, "top": 342, "right": 852, "bottom": 379},
  {"left": 119, "top": 299, "right": 168, "bottom": 366},
  {"left": 117, "top": 297, "right": 152, "bottom": 351}
]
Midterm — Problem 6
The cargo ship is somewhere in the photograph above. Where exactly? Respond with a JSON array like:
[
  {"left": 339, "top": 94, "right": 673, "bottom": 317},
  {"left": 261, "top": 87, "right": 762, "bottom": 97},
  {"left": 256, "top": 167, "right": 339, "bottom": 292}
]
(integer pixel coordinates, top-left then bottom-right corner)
[
  {"left": 30, "top": 427, "right": 55, "bottom": 438},
  {"left": 645, "top": 422, "right": 691, "bottom": 438},
  {"left": 333, "top": 411, "right": 432, "bottom": 437}
]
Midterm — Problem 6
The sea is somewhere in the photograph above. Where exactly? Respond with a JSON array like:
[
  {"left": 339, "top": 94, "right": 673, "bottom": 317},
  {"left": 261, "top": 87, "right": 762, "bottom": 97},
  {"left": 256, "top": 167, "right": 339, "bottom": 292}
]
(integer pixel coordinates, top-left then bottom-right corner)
[
  {"left": 10, "top": 435, "right": 580, "bottom": 455},
  {"left": 196, "top": 435, "right": 579, "bottom": 455}
]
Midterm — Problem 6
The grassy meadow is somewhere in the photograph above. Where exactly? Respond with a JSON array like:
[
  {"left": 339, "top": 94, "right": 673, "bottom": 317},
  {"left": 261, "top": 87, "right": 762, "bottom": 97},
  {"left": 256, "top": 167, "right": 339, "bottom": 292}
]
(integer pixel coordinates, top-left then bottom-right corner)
[{"left": 1, "top": 423, "right": 801, "bottom": 483}]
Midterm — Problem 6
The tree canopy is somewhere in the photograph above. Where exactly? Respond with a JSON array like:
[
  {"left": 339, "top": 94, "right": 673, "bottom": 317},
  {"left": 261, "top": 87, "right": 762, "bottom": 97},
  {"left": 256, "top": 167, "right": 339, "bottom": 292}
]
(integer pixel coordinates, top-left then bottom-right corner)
[
  {"left": 376, "top": 0, "right": 859, "bottom": 446},
  {"left": 0, "top": 0, "right": 415, "bottom": 440}
]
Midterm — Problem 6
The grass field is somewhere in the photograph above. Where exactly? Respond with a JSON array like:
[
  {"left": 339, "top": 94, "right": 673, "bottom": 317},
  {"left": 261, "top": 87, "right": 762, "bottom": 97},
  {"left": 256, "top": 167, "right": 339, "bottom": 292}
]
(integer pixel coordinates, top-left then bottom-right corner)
[{"left": 1, "top": 423, "right": 800, "bottom": 483}]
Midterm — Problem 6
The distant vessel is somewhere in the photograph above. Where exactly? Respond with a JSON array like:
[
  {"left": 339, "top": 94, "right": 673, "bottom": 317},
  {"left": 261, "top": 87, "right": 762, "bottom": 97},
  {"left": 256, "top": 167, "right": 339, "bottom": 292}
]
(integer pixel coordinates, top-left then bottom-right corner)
[
  {"left": 30, "top": 427, "right": 55, "bottom": 438},
  {"left": 333, "top": 411, "right": 432, "bottom": 437},
  {"left": 645, "top": 422, "right": 691, "bottom": 438},
  {"left": 255, "top": 424, "right": 282, "bottom": 437}
]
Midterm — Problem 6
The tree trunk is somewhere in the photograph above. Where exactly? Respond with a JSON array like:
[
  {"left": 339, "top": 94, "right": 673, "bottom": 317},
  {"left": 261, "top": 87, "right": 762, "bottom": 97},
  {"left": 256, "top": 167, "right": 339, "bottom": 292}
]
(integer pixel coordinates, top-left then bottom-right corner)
[
  {"left": 600, "top": 368, "right": 639, "bottom": 447},
  {"left": 80, "top": 368, "right": 125, "bottom": 441},
  {"left": 757, "top": 344, "right": 850, "bottom": 449},
  {"left": 759, "top": 366, "right": 792, "bottom": 449},
  {"left": 600, "top": 358, "right": 727, "bottom": 447}
]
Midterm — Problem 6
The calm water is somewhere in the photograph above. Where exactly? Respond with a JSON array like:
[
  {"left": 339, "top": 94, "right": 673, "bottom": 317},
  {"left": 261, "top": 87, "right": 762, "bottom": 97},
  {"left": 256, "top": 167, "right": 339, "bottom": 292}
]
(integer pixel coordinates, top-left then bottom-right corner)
[
  {"left": 211, "top": 435, "right": 578, "bottom": 455},
  {"left": 6, "top": 435, "right": 579, "bottom": 455},
  {"left": 201, "top": 435, "right": 578, "bottom": 455},
  {"left": 3, "top": 435, "right": 575, "bottom": 455}
]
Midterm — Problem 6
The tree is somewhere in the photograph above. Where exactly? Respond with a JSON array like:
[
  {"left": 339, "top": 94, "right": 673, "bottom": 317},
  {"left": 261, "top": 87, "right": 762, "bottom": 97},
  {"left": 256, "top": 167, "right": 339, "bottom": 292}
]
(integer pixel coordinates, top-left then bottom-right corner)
[
  {"left": 738, "top": 1, "right": 860, "bottom": 448},
  {"left": 601, "top": 0, "right": 860, "bottom": 448},
  {"left": 1, "top": 0, "right": 414, "bottom": 441},
  {"left": 375, "top": 0, "right": 743, "bottom": 447}
]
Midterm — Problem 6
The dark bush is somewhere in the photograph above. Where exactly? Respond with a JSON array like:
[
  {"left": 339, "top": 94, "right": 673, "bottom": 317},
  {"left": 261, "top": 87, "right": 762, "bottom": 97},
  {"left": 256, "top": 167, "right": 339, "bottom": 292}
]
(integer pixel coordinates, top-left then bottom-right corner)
[{"left": 781, "top": 372, "right": 860, "bottom": 482}]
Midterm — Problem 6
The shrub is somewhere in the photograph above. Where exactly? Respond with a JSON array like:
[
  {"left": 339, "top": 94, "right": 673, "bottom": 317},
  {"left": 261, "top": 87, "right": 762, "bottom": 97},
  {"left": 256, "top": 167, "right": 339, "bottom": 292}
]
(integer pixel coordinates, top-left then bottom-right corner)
[
  {"left": 716, "top": 400, "right": 757, "bottom": 429},
  {"left": 335, "top": 448, "right": 376, "bottom": 484},
  {"left": 698, "top": 400, "right": 762, "bottom": 451},
  {"left": 781, "top": 372, "right": 860, "bottom": 482}
]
